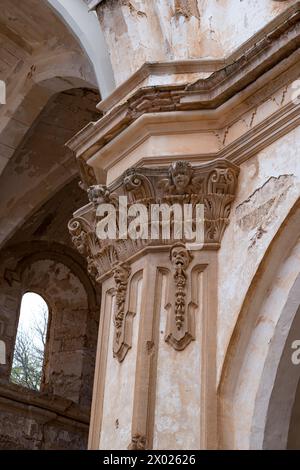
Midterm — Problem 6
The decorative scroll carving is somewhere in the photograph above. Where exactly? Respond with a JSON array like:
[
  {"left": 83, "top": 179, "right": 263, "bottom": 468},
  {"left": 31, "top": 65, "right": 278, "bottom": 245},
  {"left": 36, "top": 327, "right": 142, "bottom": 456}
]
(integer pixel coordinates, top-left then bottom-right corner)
[
  {"left": 112, "top": 263, "right": 131, "bottom": 362},
  {"left": 128, "top": 434, "right": 147, "bottom": 450},
  {"left": 68, "top": 216, "right": 101, "bottom": 279},
  {"left": 68, "top": 159, "right": 239, "bottom": 282},
  {"left": 204, "top": 167, "right": 237, "bottom": 242},
  {"left": 123, "top": 168, "right": 154, "bottom": 203}
]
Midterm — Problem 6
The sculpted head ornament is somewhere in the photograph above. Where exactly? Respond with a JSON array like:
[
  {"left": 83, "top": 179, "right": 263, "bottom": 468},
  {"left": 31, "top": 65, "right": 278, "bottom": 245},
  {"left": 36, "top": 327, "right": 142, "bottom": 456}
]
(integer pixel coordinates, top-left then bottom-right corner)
[
  {"left": 170, "top": 243, "right": 192, "bottom": 270},
  {"left": 169, "top": 161, "right": 193, "bottom": 194},
  {"left": 113, "top": 263, "right": 131, "bottom": 285}
]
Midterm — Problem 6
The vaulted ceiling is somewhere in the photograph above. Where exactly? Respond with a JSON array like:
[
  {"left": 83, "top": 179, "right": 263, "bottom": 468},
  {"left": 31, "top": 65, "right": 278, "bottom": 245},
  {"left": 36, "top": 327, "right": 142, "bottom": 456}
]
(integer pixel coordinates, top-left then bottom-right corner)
[{"left": 0, "top": 1, "right": 101, "bottom": 250}]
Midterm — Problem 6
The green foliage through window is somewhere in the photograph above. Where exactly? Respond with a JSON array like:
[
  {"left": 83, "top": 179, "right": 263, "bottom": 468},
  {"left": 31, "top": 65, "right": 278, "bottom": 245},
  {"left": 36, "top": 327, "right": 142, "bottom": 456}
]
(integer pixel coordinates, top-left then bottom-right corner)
[{"left": 10, "top": 292, "right": 49, "bottom": 391}]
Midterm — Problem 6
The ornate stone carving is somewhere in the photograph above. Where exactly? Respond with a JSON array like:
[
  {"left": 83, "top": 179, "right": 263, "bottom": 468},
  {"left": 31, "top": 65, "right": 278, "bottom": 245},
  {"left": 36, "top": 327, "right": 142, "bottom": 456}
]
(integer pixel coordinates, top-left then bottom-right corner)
[
  {"left": 68, "top": 159, "right": 239, "bottom": 282},
  {"left": 123, "top": 168, "right": 154, "bottom": 203},
  {"left": 165, "top": 243, "right": 196, "bottom": 351},
  {"left": 87, "top": 184, "right": 119, "bottom": 206},
  {"left": 112, "top": 263, "right": 131, "bottom": 362},
  {"left": 159, "top": 160, "right": 204, "bottom": 198},
  {"left": 170, "top": 243, "right": 192, "bottom": 331},
  {"left": 68, "top": 216, "right": 101, "bottom": 279},
  {"left": 128, "top": 433, "right": 147, "bottom": 450},
  {"left": 204, "top": 167, "right": 238, "bottom": 242}
]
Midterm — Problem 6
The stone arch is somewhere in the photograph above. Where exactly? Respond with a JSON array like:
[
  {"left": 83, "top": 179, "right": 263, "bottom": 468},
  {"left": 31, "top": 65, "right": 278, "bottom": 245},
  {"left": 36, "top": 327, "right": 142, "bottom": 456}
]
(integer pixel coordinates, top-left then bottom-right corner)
[
  {"left": 218, "top": 198, "right": 300, "bottom": 449},
  {"left": 0, "top": 0, "right": 113, "bottom": 178},
  {"left": 0, "top": 88, "right": 100, "bottom": 248},
  {"left": 0, "top": 241, "right": 100, "bottom": 406},
  {"left": 257, "top": 280, "right": 300, "bottom": 449},
  {"left": 47, "top": 0, "right": 115, "bottom": 97},
  {"left": 14, "top": 241, "right": 100, "bottom": 311},
  {"left": 0, "top": 54, "right": 97, "bottom": 177}
]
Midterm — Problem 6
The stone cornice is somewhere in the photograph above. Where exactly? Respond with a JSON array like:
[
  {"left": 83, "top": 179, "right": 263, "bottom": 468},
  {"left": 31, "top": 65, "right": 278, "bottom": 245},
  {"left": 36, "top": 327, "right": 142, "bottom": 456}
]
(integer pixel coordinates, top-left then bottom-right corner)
[
  {"left": 97, "top": 59, "right": 223, "bottom": 114},
  {"left": 93, "top": 93, "right": 299, "bottom": 180},
  {"left": 96, "top": 2, "right": 300, "bottom": 115},
  {"left": 66, "top": 2, "right": 300, "bottom": 183}
]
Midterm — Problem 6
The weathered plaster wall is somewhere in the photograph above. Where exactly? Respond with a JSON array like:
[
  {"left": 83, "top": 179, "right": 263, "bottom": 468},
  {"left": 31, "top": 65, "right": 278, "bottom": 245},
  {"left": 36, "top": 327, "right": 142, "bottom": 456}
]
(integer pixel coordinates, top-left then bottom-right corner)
[
  {"left": 218, "top": 126, "right": 300, "bottom": 380},
  {"left": 219, "top": 235, "right": 300, "bottom": 449},
  {"left": 153, "top": 271, "right": 201, "bottom": 450},
  {"left": 99, "top": 276, "right": 142, "bottom": 450},
  {"left": 96, "top": 0, "right": 296, "bottom": 85}
]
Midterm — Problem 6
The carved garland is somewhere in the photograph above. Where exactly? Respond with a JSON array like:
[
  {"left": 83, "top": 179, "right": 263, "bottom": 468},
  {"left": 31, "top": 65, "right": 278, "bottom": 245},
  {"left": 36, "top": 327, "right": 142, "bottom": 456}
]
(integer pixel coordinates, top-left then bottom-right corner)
[
  {"left": 165, "top": 243, "right": 196, "bottom": 351},
  {"left": 112, "top": 263, "right": 131, "bottom": 362},
  {"left": 170, "top": 243, "right": 192, "bottom": 331}
]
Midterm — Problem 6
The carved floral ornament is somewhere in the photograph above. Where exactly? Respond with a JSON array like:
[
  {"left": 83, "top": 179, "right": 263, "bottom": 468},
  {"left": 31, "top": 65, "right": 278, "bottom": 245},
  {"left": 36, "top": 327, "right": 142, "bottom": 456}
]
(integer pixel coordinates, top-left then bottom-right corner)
[
  {"left": 163, "top": 242, "right": 196, "bottom": 351},
  {"left": 68, "top": 159, "right": 239, "bottom": 283},
  {"left": 170, "top": 243, "right": 193, "bottom": 332},
  {"left": 68, "top": 160, "right": 239, "bottom": 357}
]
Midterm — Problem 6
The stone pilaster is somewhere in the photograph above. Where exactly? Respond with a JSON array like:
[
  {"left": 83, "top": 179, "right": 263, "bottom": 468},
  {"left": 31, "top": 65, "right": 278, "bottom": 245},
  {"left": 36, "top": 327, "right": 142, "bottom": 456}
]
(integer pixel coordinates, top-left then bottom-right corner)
[
  {"left": 65, "top": 2, "right": 300, "bottom": 450},
  {"left": 68, "top": 159, "right": 239, "bottom": 449}
]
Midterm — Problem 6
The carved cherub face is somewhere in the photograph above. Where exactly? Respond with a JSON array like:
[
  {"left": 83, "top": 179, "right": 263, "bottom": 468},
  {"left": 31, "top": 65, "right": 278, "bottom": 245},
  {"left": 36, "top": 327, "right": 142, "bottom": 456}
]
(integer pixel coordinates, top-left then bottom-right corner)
[
  {"left": 88, "top": 184, "right": 110, "bottom": 204},
  {"left": 113, "top": 264, "right": 130, "bottom": 284},
  {"left": 170, "top": 161, "right": 192, "bottom": 194},
  {"left": 170, "top": 244, "right": 191, "bottom": 269}
]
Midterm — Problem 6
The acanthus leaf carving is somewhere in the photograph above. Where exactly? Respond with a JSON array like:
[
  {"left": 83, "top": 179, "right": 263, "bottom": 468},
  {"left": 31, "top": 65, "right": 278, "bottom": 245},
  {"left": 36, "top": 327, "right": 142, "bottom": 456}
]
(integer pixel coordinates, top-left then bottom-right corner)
[
  {"left": 68, "top": 159, "right": 239, "bottom": 282},
  {"left": 123, "top": 168, "right": 154, "bottom": 204}
]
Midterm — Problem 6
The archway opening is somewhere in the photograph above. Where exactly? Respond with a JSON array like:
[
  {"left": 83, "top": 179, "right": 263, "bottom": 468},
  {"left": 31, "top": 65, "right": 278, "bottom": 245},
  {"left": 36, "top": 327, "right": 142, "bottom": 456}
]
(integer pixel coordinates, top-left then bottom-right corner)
[{"left": 10, "top": 292, "right": 49, "bottom": 391}]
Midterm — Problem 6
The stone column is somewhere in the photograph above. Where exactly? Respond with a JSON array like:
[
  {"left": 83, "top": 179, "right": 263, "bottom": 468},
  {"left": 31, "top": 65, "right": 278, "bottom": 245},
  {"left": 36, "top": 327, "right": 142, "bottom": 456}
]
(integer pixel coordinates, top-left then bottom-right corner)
[
  {"left": 68, "top": 160, "right": 239, "bottom": 450},
  {"left": 66, "top": 3, "right": 300, "bottom": 449}
]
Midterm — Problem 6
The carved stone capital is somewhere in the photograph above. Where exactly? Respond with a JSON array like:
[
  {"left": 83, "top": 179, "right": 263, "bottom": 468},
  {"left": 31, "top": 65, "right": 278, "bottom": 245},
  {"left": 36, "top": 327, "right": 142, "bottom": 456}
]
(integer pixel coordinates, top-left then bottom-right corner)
[{"left": 68, "top": 159, "right": 239, "bottom": 281}]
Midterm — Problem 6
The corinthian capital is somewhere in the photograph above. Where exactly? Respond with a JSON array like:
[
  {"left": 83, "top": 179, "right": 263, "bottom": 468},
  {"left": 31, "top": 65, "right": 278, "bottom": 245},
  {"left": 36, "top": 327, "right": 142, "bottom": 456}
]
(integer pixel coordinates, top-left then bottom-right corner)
[{"left": 68, "top": 159, "right": 239, "bottom": 281}]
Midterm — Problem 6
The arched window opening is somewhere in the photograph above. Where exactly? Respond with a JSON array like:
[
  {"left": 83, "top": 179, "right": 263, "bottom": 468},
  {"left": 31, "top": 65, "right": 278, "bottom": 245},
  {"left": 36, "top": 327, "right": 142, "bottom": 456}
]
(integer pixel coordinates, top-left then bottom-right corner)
[{"left": 10, "top": 292, "right": 49, "bottom": 391}]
